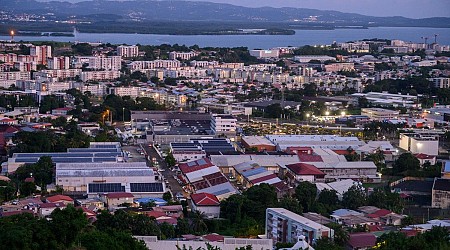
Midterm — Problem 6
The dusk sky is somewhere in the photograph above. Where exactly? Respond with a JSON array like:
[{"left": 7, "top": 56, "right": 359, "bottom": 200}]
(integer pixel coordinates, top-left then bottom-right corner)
[{"left": 42, "top": 0, "right": 450, "bottom": 18}]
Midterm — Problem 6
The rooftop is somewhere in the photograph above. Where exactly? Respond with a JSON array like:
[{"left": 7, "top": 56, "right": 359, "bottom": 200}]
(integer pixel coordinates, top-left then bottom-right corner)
[
  {"left": 191, "top": 193, "right": 220, "bottom": 206},
  {"left": 268, "top": 208, "right": 332, "bottom": 231}
]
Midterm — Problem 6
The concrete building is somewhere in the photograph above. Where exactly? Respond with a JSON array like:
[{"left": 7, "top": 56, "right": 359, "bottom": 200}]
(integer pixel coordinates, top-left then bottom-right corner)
[
  {"left": 169, "top": 51, "right": 198, "bottom": 60},
  {"left": 265, "top": 135, "right": 365, "bottom": 151},
  {"left": 210, "top": 114, "right": 236, "bottom": 137},
  {"left": 47, "top": 57, "right": 70, "bottom": 70},
  {"left": 399, "top": 133, "right": 439, "bottom": 155},
  {"left": 431, "top": 77, "right": 450, "bottom": 89},
  {"left": 352, "top": 92, "right": 419, "bottom": 108},
  {"left": 266, "top": 208, "right": 333, "bottom": 245},
  {"left": 117, "top": 45, "right": 139, "bottom": 58},
  {"left": 136, "top": 236, "right": 272, "bottom": 250},
  {"left": 190, "top": 193, "right": 220, "bottom": 218},
  {"left": 128, "top": 60, "right": 180, "bottom": 71},
  {"left": 30, "top": 45, "right": 52, "bottom": 65},
  {"left": 293, "top": 55, "right": 335, "bottom": 63},
  {"left": 249, "top": 49, "right": 280, "bottom": 59},
  {"left": 361, "top": 108, "right": 400, "bottom": 121},
  {"left": 431, "top": 178, "right": 450, "bottom": 209},
  {"left": 100, "top": 192, "right": 134, "bottom": 207},
  {"left": 80, "top": 70, "right": 120, "bottom": 82}
]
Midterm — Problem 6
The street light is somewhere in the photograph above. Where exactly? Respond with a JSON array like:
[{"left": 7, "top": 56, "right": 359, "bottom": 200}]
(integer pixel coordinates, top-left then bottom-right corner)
[
  {"left": 341, "top": 111, "right": 346, "bottom": 116},
  {"left": 325, "top": 111, "right": 330, "bottom": 116},
  {"left": 122, "top": 107, "right": 125, "bottom": 122}
]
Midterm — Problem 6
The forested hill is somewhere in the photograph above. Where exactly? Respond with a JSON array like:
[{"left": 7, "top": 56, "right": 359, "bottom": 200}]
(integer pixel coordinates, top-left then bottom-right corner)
[{"left": 2, "top": 0, "right": 450, "bottom": 28}]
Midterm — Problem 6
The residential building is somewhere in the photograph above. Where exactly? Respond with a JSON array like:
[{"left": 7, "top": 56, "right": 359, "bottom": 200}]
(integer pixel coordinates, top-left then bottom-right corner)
[
  {"left": 169, "top": 51, "right": 198, "bottom": 60},
  {"left": 117, "top": 45, "right": 139, "bottom": 58},
  {"left": 347, "top": 233, "right": 377, "bottom": 250},
  {"left": 414, "top": 153, "right": 436, "bottom": 166},
  {"left": 47, "top": 57, "right": 70, "bottom": 70},
  {"left": 431, "top": 178, "right": 450, "bottom": 209},
  {"left": 39, "top": 202, "right": 66, "bottom": 217},
  {"left": 431, "top": 77, "right": 450, "bottom": 88},
  {"left": 361, "top": 108, "right": 400, "bottom": 121},
  {"left": 46, "top": 195, "right": 74, "bottom": 205},
  {"left": 80, "top": 70, "right": 120, "bottom": 82},
  {"left": 399, "top": 133, "right": 439, "bottom": 155},
  {"left": 293, "top": 55, "right": 335, "bottom": 63},
  {"left": 324, "top": 63, "right": 355, "bottom": 72},
  {"left": 266, "top": 208, "right": 334, "bottom": 245},
  {"left": 190, "top": 193, "right": 221, "bottom": 218},
  {"left": 30, "top": 45, "right": 52, "bottom": 65},
  {"left": 100, "top": 192, "right": 134, "bottom": 207}
]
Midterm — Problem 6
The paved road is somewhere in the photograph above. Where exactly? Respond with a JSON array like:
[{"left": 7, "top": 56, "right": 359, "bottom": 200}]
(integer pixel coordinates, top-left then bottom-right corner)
[{"left": 141, "top": 144, "right": 183, "bottom": 197}]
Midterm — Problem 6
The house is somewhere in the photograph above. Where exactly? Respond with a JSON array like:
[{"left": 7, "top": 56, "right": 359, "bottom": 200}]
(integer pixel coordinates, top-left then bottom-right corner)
[
  {"left": 241, "top": 136, "right": 277, "bottom": 152},
  {"left": 39, "top": 202, "right": 66, "bottom": 217},
  {"left": 101, "top": 192, "right": 134, "bottom": 207},
  {"left": 284, "top": 162, "right": 325, "bottom": 185},
  {"left": 153, "top": 205, "right": 184, "bottom": 218},
  {"left": 414, "top": 153, "right": 436, "bottom": 166},
  {"left": 51, "top": 107, "right": 73, "bottom": 116},
  {"left": 144, "top": 210, "right": 178, "bottom": 225},
  {"left": 46, "top": 195, "right": 74, "bottom": 205},
  {"left": 190, "top": 193, "right": 220, "bottom": 218},
  {"left": 366, "top": 208, "right": 404, "bottom": 226},
  {"left": 347, "top": 233, "right": 377, "bottom": 250}
]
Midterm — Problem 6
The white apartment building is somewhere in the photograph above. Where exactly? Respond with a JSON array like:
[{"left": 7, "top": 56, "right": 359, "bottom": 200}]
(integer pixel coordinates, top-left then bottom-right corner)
[
  {"left": 164, "top": 68, "right": 208, "bottom": 78},
  {"left": 294, "top": 55, "right": 336, "bottom": 63},
  {"left": 432, "top": 78, "right": 450, "bottom": 88},
  {"left": 0, "top": 71, "right": 31, "bottom": 81},
  {"left": 128, "top": 60, "right": 180, "bottom": 71},
  {"left": 81, "top": 71, "right": 120, "bottom": 82},
  {"left": 39, "top": 82, "right": 72, "bottom": 92},
  {"left": 249, "top": 49, "right": 280, "bottom": 58},
  {"left": 361, "top": 108, "right": 400, "bottom": 121},
  {"left": 109, "top": 86, "right": 141, "bottom": 97},
  {"left": 210, "top": 114, "right": 237, "bottom": 136},
  {"left": 38, "top": 69, "right": 82, "bottom": 80},
  {"left": 74, "top": 56, "right": 121, "bottom": 71},
  {"left": 13, "top": 62, "right": 37, "bottom": 72},
  {"left": 337, "top": 42, "right": 370, "bottom": 53},
  {"left": 169, "top": 51, "right": 199, "bottom": 60},
  {"left": 47, "top": 57, "right": 70, "bottom": 70},
  {"left": 117, "top": 45, "right": 139, "bottom": 58},
  {"left": 30, "top": 45, "right": 52, "bottom": 65},
  {"left": 79, "top": 84, "right": 107, "bottom": 96},
  {"left": 190, "top": 60, "right": 219, "bottom": 68},
  {"left": 266, "top": 208, "right": 333, "bottom": 245}
]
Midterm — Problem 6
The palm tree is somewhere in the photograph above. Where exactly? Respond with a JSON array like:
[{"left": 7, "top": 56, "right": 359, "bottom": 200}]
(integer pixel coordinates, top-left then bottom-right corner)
[{"left": 190, "top": 210, "right": 208, "bottom": 234}]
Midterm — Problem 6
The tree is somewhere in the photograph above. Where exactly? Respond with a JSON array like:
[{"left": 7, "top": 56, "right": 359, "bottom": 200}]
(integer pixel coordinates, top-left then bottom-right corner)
[
  {"left": 50, "top": 205, "right": 89, "bottom": 246},
  {"left": 279, "top": 196, "right": 303, "bottom": 214},
  {"left": 393, "top": 153, "right": 420, "bottom": 174},
  {"left": 314, "top": 237, "right": 344, "bottom": 250},
  {"left": 342, "top": 185, "right": 366, "bottom": 210},
  {"left": 159, "top": 222, "right": 175, "bottom": 239},
  {"left": 163, "top": 191, "right": 172, "bottom": 202},
  {"left": 327, "top": 223, "right": 349, "bottom": 246},
  {"left": 295, "top": 181, "right": 317, "bottom": 212},
  {"left": 165, "top": 153, "right": 176, "bottom": 167},
  {"left": 190, "top": 211, "right": 208, "bottom": 234},
  {"left": 76, "top": 229, "right": 147, "bottom": 250}
]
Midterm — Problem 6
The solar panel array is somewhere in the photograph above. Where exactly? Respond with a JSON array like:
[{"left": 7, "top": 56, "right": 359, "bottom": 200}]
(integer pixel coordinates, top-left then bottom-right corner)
[
  {"left": 171, "top": 139, "right": 235, "bottom": 155},
  {"left": 130, "top": 183, "right": 164, "bottom": 193},
  {"left": 88, "top": 183, "right": 125, "bottom": 193}
]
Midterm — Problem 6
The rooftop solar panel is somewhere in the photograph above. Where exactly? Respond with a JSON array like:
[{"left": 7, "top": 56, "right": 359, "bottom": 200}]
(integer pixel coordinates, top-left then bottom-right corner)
[
  {"left": 130, "top": 183, "right": 164, "bottom": 193},
  {"left": 88, "top": 183, "right": 125, "bottom": 193}
]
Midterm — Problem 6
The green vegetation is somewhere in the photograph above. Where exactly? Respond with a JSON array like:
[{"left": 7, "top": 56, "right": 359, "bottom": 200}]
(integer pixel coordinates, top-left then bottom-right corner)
[
  {"left": 376, "top": 226, "right": 450, "bottom": 250},
  {"left": 0, "top": 206, "right": 147, "bottom": 250}
]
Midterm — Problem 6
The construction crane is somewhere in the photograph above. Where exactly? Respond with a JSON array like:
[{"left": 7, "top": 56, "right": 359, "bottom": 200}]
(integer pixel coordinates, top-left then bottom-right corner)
[{"left": 434, "top": 34, "right": 439, "bottom": 44}]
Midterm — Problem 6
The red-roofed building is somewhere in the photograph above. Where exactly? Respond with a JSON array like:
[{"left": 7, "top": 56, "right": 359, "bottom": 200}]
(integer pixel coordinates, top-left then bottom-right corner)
[
  {"left": 144, "top": 210, "right": 178, "bottom": 225},
  {"left": 52, "top": 107, "right": 73, "bottom": 116},
  {"left": 0, "top": 125, "right": 18, "bottom": 155},
  {"left": 1, "top": 210, "right": 34, "bottom": 217},
  {"left": 284, "top": 162, "right": 325, "bottom": 184},
  {"left": 203, "top": 233, "right": 224, "bottom": 242},
  {"left": 347, "top": 233, "right": 377, "bottom": 250},
  {"left": 39, "top": 202, "right": 66, "bottom": 217},
  {"left": 46, "top": 195, "right": 74, "bottom": 205},
  {"left": 101, "top": 192, "right": 134, "bottom": 207},
  {"left": 414, "top": 153, "right": 436, "bottom": 166},
  {"left": 286, "top": 147, "right": 313, "bottom": 155},
  {"left": 298, "top": 155, "right": 323, "bottom": 162},
  {"left": 179, "top": 158, "right": 214, "bottom": 174},
  {"left": 191, "top": 193, "right": 220, "bottom": 218}
]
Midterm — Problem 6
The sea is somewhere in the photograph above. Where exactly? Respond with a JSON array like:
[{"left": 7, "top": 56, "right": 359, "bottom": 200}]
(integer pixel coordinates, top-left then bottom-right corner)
[{"left": 1, "top": 27, "right": 450, "bottom": 49}]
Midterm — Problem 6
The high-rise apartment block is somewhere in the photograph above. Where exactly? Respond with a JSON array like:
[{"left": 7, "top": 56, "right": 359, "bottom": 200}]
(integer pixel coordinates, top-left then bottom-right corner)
[
  {"left": 117, "top": 45, "right": 139, "bottom": 58},
  {"left": 30, "top": 45, "right": 52, "bottom": 65}
]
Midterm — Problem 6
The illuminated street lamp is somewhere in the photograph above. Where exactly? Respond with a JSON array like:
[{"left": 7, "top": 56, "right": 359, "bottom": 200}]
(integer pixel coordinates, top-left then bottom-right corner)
[
  {"left": 325, "top": 111, "right": 330, "bottom": 116},
  {"left": 341, "top": 111, "right": 346, "bottom": 116},
  {"left": 10, "top": 30, "right": 15, "bottom": 40}
]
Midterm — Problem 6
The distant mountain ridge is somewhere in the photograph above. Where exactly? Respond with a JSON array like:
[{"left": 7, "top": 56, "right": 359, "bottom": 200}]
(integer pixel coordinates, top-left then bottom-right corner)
[{"left": 2, "top": 0, "right": 450, "bottom": 28}]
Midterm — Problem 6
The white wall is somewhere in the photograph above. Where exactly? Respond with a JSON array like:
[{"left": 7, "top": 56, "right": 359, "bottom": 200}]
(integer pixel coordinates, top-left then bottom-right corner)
[
  {"left": 192, "top": 203, "right": 220, "bottom": 218},
  {"left": 410, "top": 138, "right": 439, "bottom": 155}
]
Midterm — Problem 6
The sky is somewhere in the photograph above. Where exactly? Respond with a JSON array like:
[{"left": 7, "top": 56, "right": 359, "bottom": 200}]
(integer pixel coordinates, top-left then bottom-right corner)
[{"left": 40, "top": 0, "right": 450, "bottom": 18}]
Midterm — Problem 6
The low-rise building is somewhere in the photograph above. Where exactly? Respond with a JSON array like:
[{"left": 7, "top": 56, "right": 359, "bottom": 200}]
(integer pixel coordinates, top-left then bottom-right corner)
[
  {"left": 399, "top": 133, "right": 439, "bottom": 156},
  {"left": 101, "top": 192, "right": 134, "bottom": 207},
  {"left": 190, "top": 193, "right": 220, "bottom": 218},
  {"left": 361, "top": 108, "right": 399, "bottom": 121},
  {"left": 431, "top": 178, "right": 450, "bottom": 209},
  {"left": 241, "top": 136, "right": 277, "bottom": 152}
]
